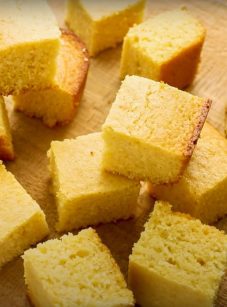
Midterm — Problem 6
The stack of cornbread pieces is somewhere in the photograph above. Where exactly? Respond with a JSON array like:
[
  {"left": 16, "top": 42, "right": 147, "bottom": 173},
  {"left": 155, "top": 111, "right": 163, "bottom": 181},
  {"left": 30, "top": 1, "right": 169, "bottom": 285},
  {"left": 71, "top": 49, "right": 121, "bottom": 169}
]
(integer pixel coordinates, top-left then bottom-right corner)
[{"left": 0, "top": 1, "right": 227, "bottom": 306}]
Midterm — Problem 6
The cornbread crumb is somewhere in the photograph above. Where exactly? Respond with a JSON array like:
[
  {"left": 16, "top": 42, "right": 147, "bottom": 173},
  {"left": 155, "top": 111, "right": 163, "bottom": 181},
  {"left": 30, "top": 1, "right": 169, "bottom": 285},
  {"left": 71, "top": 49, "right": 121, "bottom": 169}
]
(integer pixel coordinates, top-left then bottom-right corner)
[
  {"left": 13, "top": 30, "right": 89, "bottom": 128},
  {"left": 0, "top": 0, "right": 60, "bottom": 95},
  {"left": 0, "top": 162, "right": 49, "bottom": 268},
  {"left": 102, "top": 75, "right": 211, "bottom": 184},
  {"left": 48, "top": 132, "right": 140, "bottom": 232},
  {"left": 129, "top": 201, "right": 227, "bottom": 307},
  {"left": 150, "top": 123, "right": 227, "bottom": 224},
  {"left": 66, "top": 0, "right": 146, "bottom": 56},
  {"left": 0, "top": 97, "right": 14, "bottom": 160},
  {"left": 120, "top": 9, "right": 206, "bottom": 89},
  {"left": 23, "top": 229, "right": 134, "bottom": 306}
]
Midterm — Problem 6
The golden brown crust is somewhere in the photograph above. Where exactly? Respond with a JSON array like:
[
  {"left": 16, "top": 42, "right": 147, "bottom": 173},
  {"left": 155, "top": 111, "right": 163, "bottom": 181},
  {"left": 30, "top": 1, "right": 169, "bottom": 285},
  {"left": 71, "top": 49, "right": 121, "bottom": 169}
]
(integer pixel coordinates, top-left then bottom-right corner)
[
  {"left": 184, "top": 98, "right": 212, "bottom": 158},
  {"left": 0, "top": 136, "right": 15, "bottom": 161},
  {"left": 215, "top": 270, "right": 227, "bottom": 307},
  {"left": 58, "top": 28, "right": 89, "bottom": 111}
]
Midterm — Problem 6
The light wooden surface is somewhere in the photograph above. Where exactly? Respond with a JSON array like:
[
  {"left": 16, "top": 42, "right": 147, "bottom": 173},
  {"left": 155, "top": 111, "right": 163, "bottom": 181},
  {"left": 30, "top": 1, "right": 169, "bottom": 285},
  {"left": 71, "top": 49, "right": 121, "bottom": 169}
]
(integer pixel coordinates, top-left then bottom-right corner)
[{"left": 0, "top": 0, "right": 227, "bottom": 306}]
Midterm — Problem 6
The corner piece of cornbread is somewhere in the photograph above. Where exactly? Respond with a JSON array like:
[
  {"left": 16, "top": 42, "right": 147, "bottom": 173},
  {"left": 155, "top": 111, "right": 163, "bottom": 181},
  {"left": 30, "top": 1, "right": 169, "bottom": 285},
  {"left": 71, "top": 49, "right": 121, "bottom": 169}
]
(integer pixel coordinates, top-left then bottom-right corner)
[
  {"left": 13, "top": 30, "right": 89, "bottom": 128},
  {"left": 102, "top": 75, "right": 211, "bottom": 184},
  {"left": 0, "top": 162, "right": 49, "bottom": 269},
  {"left": 66, "top": 0, "right": 146, "bottom": 56},
  {"left": 23, "top": 228, "right": 134, "bottom": 306},
  {"left": 149, "top": 123, "right": 227, "bottom": 224},
  {"left": 0, "top": 0, "right": 60, "bottom": 95},
  {"left": 129, "top": 201, "right": 227, "bottom": 307},
  {"left": 48, "top": 132, "right": 140, "bottom": 232},
  {"left": 120, "top": 9, "right": 206, "bottom": 89},
  {"left": 0, "top": 97, "right": 14, "bottom": 160}
]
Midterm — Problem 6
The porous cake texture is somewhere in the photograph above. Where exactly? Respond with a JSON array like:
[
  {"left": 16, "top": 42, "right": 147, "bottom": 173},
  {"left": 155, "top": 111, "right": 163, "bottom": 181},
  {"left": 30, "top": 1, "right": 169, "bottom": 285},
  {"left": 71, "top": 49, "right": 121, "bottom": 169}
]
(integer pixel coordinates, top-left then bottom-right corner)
[
  {"left": 0, "top": 162, "right": 49, "bottom": 269},
  {"left": 102, "top": 76, "right": 211, "bottom": 184},
  {"left": 0, "top": 97, "right": 14, "bottom": 160},
  {"left": 0, "top": 0, "right": 60, "bottom": 95},
  {"left": 66, "top": 0, "right": 146, "bottom": 56},
  {"left": 23, "top": 228, "right": 134, "bottom": 307},
  {"left": 129, "top": 201, "right": 227, "bottom": 307},
  {"left": 13, "top": 30, "right": 89, "bottom": 128},
  {"left": 150, "top": 123, "right": 227, "bottom": 224},
  {"left": 48, "top": 132, "right": 140, "bottom": 232},
  {"left": 120, "top": 9, "right": 206, "bottom": 89}
]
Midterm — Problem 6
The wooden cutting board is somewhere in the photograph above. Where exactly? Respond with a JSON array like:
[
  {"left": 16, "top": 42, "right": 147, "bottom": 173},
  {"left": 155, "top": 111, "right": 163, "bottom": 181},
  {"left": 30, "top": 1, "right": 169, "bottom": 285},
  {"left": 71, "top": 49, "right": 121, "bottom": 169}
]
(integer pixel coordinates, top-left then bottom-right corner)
[{"left": 0, "top": 0, "right": 227, "bottom": 306}]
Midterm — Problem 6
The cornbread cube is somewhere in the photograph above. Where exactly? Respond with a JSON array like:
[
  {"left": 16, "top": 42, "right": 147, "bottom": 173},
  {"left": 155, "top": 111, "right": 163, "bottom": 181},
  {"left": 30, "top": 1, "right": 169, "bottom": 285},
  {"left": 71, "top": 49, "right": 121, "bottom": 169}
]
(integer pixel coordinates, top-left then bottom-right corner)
[
  {"left": 48, "top": 132, "right": 140, "bottom": 232},
  {"left": 102, "top": 76, "right": 211, "bottom": 184},
  {"left": 0, "top": 162, "right": 49, "bottom": 268},
  {"left": 0, "top": 0, "right": 60, "bottom": 95},
  {"left": 0, "top": 97, "right": 14, "bottom": 160},
  {"left": 129, "top": 201, "right": 227, "bottom": 307},
  {"left": 13, "top": 30, "right": 89, "bottom": 128},
  {"left": 149, "top": 123, "right": 227, "bottom": 224},
  {"left": 120, "top": 9, "right": 206, "bottom": 89},
  {"left": 66, "top": 0, "right": 146, "bottom": 56},
  {"left": 23, "top": 229, "right": 134, "bottom": 306}
]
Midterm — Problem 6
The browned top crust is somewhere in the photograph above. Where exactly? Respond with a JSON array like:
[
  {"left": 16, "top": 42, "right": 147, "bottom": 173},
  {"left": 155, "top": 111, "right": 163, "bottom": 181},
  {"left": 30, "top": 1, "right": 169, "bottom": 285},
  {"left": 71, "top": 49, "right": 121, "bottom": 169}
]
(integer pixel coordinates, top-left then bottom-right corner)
[
  {"left": 57, "top": 29, "right": 89, "bottom": 103},
  {"left": 184, "top": 98, "right": 212, "bottom": 157}
]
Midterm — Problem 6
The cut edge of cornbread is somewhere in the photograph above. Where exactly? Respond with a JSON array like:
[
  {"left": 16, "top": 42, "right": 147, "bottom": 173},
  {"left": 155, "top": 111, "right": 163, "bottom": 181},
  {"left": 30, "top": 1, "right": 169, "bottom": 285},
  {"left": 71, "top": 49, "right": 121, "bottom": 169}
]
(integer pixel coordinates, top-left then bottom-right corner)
[
  {"left": 47, "top": 133, "right": 140, "bottom": 232},
  {"left": 0, "top": 0, "right": 61, "bottom": 96},
  {"left": 102, "top": 76, "right": 212, "bottom": 184},
  {"left": 129, "top": 201, "right": 227, "bottom": 307},
  {"left": 13, "top": 29, "right": 89, "bottom": 128},
  {"left": 0, "top": 97, "right": 14, "bottom": 160},
  {"left": 66, "top": 0, "right": 146, "bottom": 56},
  {"left": 149, "top": 122, "right": 227, "bottom": 224},
  {"left": 0, "top": 162, "right": 49, "bottom": 268},
  {"left": 23, "top": 228, "right": 135, "bottom": 306},
  {"left": 120, "top": 8, "right": 206, "bottom": 88}
]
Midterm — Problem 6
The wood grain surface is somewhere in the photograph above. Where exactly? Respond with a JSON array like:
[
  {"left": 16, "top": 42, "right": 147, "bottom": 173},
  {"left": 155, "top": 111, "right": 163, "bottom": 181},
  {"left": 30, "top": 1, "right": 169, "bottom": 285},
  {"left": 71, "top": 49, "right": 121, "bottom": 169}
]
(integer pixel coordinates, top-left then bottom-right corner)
[{"left": 0, "top": 0, "right": 227, "bottom": 306}]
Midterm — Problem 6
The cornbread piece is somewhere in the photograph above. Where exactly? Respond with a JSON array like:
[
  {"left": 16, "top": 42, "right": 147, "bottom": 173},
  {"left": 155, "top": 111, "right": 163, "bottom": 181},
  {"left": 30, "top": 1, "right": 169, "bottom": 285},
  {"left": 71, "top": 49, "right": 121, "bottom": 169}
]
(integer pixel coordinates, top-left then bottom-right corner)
[
  {"left": 120, "top": 9, "right": 206, "bottom": 89},
  {"left": 0, "top": 0, "right": 60, "bottom": 95},
  {"left": 0, "top": 97, "right": 14, "bottom": 160},
  {"left": 129, "top": 201, "right": 227, "bottom": 307},
  {"left": 102, "top": 76, "right": 211, "bottom": 184},
  {"left": 66, "top": 0, "right": 146, "bottom": 56},
  {"left": 149, "top": 123, "right": 227, "bottom": 224},
  {"left": 48, "top": 133, "right": 140, "bottom": 232},
  {"left": 0, "top": 162, "right": 49, "bottom": 268},
  {"left": 13, "top": 31, "right": 89, "bottom": 128},
  {"left": 23, "top": 229, "right": 134, "bottom": 306}
]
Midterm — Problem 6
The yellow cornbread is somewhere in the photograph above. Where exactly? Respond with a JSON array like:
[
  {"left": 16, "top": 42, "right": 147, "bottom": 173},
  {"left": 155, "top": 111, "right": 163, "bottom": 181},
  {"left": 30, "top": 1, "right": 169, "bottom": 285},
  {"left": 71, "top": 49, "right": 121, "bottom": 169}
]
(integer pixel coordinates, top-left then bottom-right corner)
[
  {"left": 149, "top": 123, "right": 227, "bottom": 224},
  {"left": 0, "top": 0, "right": 60, "bottom": 95},
  {"left": 48, "top": 132, "right": 140, "bottom": 232},
  {"left": 102, "top": 76, "right": 211, "bottom": 184},
  {"left": 0, "top": 97, "right": 14, "bottom": 160},
  {"left": 23, "top": 228, "right": 134, "bottom": 307},
  {"left": 129, "top": 201, "right": 227, "bottom": 307},
  {"left": 66, "top": 0, "right": 146, "bottom": 56},
  {"left": 0, "top": 162, "right": 49, "bottom": 269},
  {"left": 13, "top": 30, "right": 89, "bottom": 128},
  {"left": 120, "top": 9, "right": 206, "bottom": 89}
]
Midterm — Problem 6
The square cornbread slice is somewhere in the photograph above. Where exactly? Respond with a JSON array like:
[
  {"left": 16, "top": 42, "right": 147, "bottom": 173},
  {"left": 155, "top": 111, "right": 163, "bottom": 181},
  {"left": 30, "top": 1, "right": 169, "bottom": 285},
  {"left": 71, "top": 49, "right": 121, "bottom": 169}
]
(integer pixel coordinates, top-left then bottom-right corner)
[
  {"left": 48, "top": 132, "right": 140, "bottom": 232},
  {"left": 102, "top": 76, "right": 211, "bottom": 184},
  {"left": 0, "top": 162, "right": 49, "bottom": 269},
  {"left": 129, "top": 201, "right": 227, "bottom": 307},
  {"left": 0, "top": 97, "right": 14, "bottom": 160},
  {"left": 13, "top": 30, "right": 89, "bottom": 128},
  {"left": 66, "top": 0, "right": 146, "bottom": 56},
  {"left": 0, "top": 0, "right": 60, "bottom": 95},
  {"left": 23, "top": 228, "right": 134, "bottom": 306},
  {"left": 120, "top": 9, "right": 206, "bottom": 89},
  {"left": 149, "top": 123, "right": 227, "bottom": 224}
]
